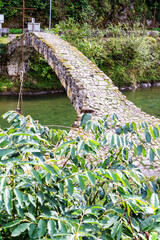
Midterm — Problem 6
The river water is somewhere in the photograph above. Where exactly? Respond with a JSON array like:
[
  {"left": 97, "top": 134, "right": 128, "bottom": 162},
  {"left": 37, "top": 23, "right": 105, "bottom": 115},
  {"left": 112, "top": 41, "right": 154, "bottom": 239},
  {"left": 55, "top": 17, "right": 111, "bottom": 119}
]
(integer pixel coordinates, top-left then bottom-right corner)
[
  {"left": 122, "top": 86, "right": 160, "bottom": 118},
  {"left": 0, "top": 86, "right": 160, "bottom": 129},
  {"left": 0, "top": 93, "right": 77, "bottom": 129}
]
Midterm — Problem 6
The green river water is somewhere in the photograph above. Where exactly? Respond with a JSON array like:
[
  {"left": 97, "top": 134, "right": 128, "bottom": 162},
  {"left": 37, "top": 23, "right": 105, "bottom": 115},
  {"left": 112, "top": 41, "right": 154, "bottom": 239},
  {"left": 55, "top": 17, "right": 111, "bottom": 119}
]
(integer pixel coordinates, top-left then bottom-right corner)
[
  {"left": 122, "top": 86, "right": 160, "bottom": 118},
  {"left": 0, "top": 93, "right": 77, "bottom": 129},
  {"left": 0, "top": 86, "right": 160, "bottom": 129}
]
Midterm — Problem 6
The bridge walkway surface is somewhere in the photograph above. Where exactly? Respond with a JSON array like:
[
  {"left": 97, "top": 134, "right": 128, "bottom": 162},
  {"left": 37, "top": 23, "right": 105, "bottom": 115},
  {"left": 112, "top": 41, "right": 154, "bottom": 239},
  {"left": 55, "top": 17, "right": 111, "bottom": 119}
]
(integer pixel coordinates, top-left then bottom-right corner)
[{"left": 6, "top": 32, "right": 160, "bottom": 176}]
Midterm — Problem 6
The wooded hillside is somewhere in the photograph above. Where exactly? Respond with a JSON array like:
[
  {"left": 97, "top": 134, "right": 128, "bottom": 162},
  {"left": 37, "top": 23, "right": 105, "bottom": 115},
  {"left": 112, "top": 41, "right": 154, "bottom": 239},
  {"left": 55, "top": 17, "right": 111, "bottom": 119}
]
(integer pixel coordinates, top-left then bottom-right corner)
[{"left": 1, "top": 0, "right": 160, "bottom": 28}]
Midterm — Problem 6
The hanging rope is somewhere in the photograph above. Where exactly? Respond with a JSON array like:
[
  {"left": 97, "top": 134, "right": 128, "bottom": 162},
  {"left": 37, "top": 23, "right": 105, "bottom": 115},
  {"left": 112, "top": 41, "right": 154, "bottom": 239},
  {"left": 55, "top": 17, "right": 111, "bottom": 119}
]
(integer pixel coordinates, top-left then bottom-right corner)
[
  {"left": 15, "top": 0, "right": 35, "bottom": 114},
  {"left": 17, "top": 70, "right": 24, "bottom": 113}
]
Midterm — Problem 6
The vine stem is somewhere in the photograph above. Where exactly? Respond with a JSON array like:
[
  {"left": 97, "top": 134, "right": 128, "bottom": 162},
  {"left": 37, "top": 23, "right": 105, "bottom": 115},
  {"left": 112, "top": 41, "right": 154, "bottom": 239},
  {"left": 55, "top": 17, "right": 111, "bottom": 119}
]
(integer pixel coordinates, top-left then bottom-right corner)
[
  {"left": 126, "top": 202, "right": 138, "bottom": 240},
  {"left": 75, "top": 211, "right": 85, "bottom": 240},
  {"left": 90, "top": 181, "right": 105, "bottom": 205}
]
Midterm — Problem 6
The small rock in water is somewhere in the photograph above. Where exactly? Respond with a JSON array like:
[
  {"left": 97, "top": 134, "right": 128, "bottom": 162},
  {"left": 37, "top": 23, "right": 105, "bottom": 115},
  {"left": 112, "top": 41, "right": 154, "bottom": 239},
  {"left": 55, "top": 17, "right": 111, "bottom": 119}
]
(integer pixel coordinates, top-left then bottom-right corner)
[
  {"left": 153, "top": 82, "right": 160, "bottom": 87},
  {"left": 140, "top": 83, "right": 151, "bottom": 88}
]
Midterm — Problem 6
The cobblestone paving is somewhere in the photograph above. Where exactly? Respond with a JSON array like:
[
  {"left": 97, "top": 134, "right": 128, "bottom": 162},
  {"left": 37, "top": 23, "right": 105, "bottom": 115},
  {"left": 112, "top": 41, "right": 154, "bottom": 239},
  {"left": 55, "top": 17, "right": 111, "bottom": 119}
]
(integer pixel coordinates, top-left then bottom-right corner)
[{"left": 7, "top": 32, "right": 160, "bottom": 176}]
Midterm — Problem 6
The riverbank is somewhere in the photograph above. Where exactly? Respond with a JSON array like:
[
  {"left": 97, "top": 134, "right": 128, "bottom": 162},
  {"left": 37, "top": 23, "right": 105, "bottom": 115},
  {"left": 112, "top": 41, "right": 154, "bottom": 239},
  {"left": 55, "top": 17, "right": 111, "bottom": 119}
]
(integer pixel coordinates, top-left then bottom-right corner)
[{"left": 0, "top": 88, "right": 65, "bottom": 96}]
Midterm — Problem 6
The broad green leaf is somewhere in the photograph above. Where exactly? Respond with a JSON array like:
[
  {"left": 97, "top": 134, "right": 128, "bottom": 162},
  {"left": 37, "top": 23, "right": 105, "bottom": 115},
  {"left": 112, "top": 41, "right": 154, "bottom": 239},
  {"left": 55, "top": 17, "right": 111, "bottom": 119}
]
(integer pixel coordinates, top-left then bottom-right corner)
[
  {"left": 7, "top": 112, "right": 17, "bottom": 123},
  {"left": 111, "top": 221, "right": 120, "bottom": 238},
  {"left": 38, "top": 219, "right": 46, "bottom": 238},
  {"left": 28, "top": 195, "right": 36, "bottom": 207},
  {"left": 11, "top": 223, "right": 30, "bottom": 237},
  {"left": 77, "top": 140, "right": 84, "bottom": 155},
  {"left": 153, "top": 127, "right": 159, "bottom": 138},
  {"left": 72, "top": 165, "right": 78, "bottom": 173},
  {"left": 110, "top": 135, "right": 115, "bottom": 148},
  {"left": 88, "top": 139, "right": 100, "bottom": 149},
  {"left": 28, "top": 223, "right": 37, "bottom": 239},
  {"left": 156, "top": 149, "right": 160, "bottom": 158},
  {"left": 47, "top": 220, "right": 56, "bottom": 237},
  {"left": 77, "top": 175, "right": 85, "bottom": 191},
  {"left": 2, "top": 111, "right": 14, "bottom": 119},
  {"left": 31, "top": 169, "right": 42, "bottom": 184},
  {"left": 4, "top": 188, "right": 13, "bottom": 215},
  {"left": 140, "top": 214, "right": 160, "bottom": 231},
  {"left": 131, "top": 218, "right": 140, "bottom": 232},
  {"left": 3, "top": 219, "right": 25, "bottom": 229},
  {"left": 145, "top": 131, "right": 151, "bottom": 143},
  {"left": 115, "top": 135, "right": 120, "bottom": 148},
  {"left": 58, "top": 221, "right": 67, "bottom": 232},
  {"left": 137, "top": 145, "right": 143, "bottom": 156},
  {"left": 0, "top": 149, "right": 16, "bottom": 157},
  {"left": 103, "top": 216, "right": 119, "bottom": 229},
  {"left": 0, "top": 177, "right": 6, "bottom": 192},
  {"left": 70, "top": 145, "right": 76, "bottom": 159},
  {"left": 116, "top": 223, "right": 123, "bottom": 240},
  {"left": 14, "top": 188, "right": 23, "bottom": 208},
  {"left": 150, "top": 193, "right": 159, "bottom": 210},
  {"left": 150, "top": 181, "right": 158, "bottom": 193},
  {"left": 81, "top": 113, "right": 92, "bottom": 126},
  {"left": 98, "top": 187, "right": 105, "bottom": 200},
  {"left": 86, "top": 171, "right": 96, "bottom": 186},
  {"left": 120, "top": 136, "right": 124, "bottom": 147},
  {"left": 25, "top": 212, "right": 36, "bottom": 222},
  {"left": 140, "top": 185, "right": 148, "bottom": 199},
  {"left": 65, "top": 179, "right": 74, "bottom": 196},
  {"left": 43, "top": 163, "right": 57, "bottom": 175},
  {"left": 151, "top": 232, "right": 158, "bottom": 240},
  {"left": 122, "top": 148, "right": 128, "bottom": 160},
  {"left": 37, "top": 191, "right": 44, "bottom": 205},
  {"left": 142, "top": 147, "right": 146, "bottom": 157},
  {"left": 115, "top": 127, "right": 122, "bottom": 135},
  {"left": 150, "top": 126, "right": 156, "bottom": 140},
  {"left": 149, "top": 148, "right": 155, "bottom": 163},
  {"left": 58, "top": 182, "right": 64, "bottom": 194}
]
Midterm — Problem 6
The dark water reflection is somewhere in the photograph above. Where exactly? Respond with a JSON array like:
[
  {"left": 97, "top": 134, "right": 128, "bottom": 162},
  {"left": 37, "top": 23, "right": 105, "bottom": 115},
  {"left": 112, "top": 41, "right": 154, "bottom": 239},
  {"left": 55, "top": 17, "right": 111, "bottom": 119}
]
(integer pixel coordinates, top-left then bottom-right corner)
[
  {"left": 0, "top": 93, "right": 77, "bottom": 129},
  {"left": 122, "top": 86, "right": 160, "bottom": 118}
]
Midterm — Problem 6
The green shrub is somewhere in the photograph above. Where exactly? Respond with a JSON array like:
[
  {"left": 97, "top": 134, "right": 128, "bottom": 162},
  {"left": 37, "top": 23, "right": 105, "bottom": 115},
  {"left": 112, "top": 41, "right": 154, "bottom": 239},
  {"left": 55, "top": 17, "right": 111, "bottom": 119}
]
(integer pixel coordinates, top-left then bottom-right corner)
[
  {"left": 0, "top": 111, "right": 160, "bottom": 239},
  {"left": 102, "top": 36, "right": 160, "bottom": 86},
  {"left": 9, "top": 29, "right": 23, "bottom": 34},
  {"left": 48, "top": 20, "right": 160, "bottom": 87},
  {"left": 153, "top": 28, "right": 160, "bottom": 32},
  {"left": 48, "top": 20, "right": 106, "bottom": 66}
]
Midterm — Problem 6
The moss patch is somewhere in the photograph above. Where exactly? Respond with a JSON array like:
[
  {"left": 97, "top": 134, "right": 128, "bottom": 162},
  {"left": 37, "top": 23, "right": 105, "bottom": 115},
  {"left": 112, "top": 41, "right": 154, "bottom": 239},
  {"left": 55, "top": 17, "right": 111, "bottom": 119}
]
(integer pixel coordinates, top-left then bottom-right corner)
[{"left": 0, "top": 37, "right": 10, "bottom": 44}]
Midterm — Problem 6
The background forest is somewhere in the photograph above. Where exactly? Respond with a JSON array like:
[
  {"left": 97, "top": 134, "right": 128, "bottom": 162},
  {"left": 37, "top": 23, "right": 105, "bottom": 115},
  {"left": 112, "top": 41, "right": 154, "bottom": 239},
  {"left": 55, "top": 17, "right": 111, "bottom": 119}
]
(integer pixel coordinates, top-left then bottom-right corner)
[{"left": 0, "top": 0, "right": 160, "bottom": 28}]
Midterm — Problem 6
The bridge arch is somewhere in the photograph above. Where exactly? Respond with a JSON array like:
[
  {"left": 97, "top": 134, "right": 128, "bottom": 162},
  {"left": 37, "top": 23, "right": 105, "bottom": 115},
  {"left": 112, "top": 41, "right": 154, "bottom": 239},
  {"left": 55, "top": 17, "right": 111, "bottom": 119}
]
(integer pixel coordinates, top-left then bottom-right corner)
[{"left": 6, "top": 32, "right": 160, "bottom": 125}]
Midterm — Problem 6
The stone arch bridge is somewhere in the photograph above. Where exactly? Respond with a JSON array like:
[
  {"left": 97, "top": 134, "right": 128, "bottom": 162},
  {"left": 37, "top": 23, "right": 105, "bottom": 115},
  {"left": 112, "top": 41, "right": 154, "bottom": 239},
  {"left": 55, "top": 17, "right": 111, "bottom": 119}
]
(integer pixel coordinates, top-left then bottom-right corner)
[
  {"left": 6, "top": 32, "right": 160, "bottom": 126},
  {"left": 4, "top": 32, "right": 160, "bottom": 175}
]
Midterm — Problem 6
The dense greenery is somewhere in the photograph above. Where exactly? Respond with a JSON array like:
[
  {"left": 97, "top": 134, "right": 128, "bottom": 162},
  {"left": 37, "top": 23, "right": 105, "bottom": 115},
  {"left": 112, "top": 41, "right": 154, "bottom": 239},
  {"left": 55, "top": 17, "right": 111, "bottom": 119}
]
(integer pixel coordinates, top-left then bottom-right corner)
[
  {"left": 0, "top": 111, "right": 160, "bottom": 239},
  {"left": 9, "top": 29, "right": 23, "bottom": 34},
  {"left": 49, "top": 20, "right": 160, "bottom": 87},
  {"left": 24, "top": 53, "right": 62, "bottom": 92},
  {"left": 0, "top": 50, "right": 62, "bottom": 93},
  {"left": 1, "top": 0, "right": 160, "bottom": 28}
]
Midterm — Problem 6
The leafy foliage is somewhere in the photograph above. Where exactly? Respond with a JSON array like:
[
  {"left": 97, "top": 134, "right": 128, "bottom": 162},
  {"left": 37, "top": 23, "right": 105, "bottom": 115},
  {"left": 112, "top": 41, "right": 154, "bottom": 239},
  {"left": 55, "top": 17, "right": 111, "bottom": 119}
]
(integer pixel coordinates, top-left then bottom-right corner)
[
  {"left": 49, "top": 20, "right": 160, "bottom": 87},
  {"left": 0, "top": 111, "right": 160, "bottom": 239},
  {"left": 9, "top": 29, "right": 23, "bottom": 34},
  {"left": 25, "top": 53, "right": 62, "bottom": 91},
  {"left": 1, "top": 0, "right": 160, "bottom": 27}
]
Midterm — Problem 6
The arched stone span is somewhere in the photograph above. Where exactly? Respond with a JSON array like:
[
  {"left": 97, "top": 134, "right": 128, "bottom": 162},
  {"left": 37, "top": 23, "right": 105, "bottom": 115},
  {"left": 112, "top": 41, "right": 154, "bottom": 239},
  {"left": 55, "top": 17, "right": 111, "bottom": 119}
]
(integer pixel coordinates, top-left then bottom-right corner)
[
  {"left": 6, "top": 32, "right": 160, "bottom": 125},
  {"left": 5, "top": 32, "right": 160, "bottom": 176}
]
